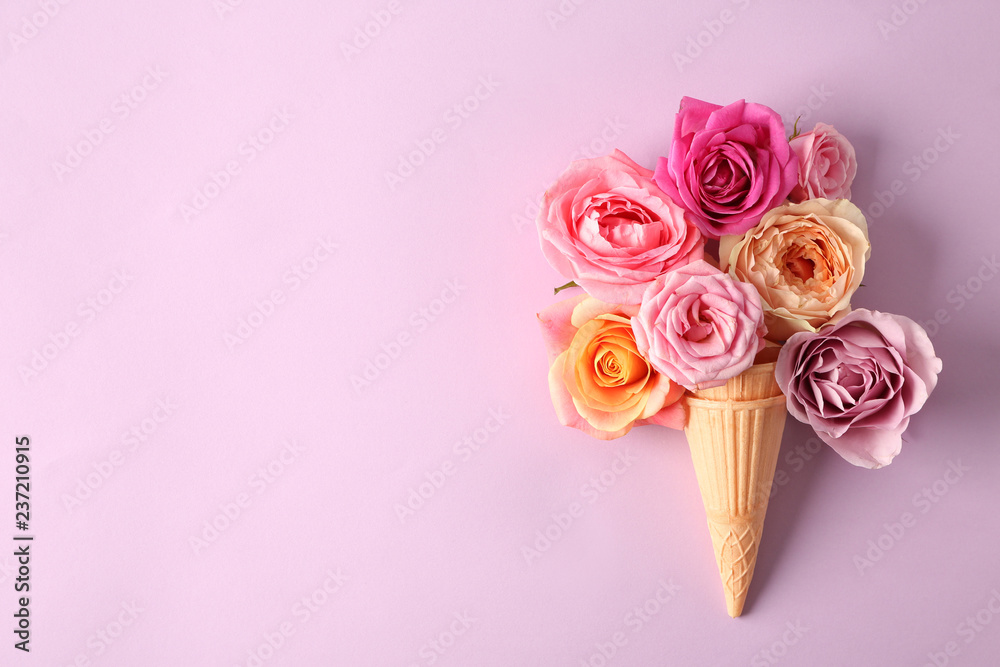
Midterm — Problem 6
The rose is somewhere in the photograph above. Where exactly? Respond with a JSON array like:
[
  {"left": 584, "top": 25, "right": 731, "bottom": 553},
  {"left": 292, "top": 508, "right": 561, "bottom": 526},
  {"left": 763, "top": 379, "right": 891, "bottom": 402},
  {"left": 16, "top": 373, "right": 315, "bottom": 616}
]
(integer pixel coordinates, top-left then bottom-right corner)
[
  {"left": 788, "top": 123, "right": 857, "bottom": 202},
  {"left": 719, "top": 198, "right": 870, "bottom": 342},
  {"left": 653, "top": 97, "right": 799, "bottom": 239},
  {"left": 538, "top": 294, "right": 686, "bottom": 440},
  {"left": 536, "top": 149, "right": 703, "bottom": 304},
  {"left": 775, "top": 309, "right": 942, "bottom": 468},
  {"left": 632, "top": 260, "right": 766, "bottom": 390}
]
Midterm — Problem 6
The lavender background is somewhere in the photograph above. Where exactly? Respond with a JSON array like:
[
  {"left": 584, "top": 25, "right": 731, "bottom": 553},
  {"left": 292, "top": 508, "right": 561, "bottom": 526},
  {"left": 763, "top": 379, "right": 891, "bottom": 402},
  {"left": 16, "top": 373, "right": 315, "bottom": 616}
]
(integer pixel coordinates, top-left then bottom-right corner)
[{"left": 3, "top": 0, "right": 999, "bottom": 665}]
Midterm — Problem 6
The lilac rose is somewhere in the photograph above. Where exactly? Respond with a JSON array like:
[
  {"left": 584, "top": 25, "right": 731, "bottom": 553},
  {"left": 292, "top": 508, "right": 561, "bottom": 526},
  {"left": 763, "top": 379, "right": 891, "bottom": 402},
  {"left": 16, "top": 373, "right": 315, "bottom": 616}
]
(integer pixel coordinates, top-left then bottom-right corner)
[{"left": 775, "top": 309, "right": 942, "bottom": 468}]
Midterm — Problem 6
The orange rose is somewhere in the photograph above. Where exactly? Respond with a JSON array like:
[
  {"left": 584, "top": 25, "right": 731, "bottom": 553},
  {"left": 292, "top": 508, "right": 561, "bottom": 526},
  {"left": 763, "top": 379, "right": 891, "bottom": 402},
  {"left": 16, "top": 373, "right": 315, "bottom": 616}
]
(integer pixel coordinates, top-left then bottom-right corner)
[{"left": 538, "top": 294, "right": 686, "bottom": 439}]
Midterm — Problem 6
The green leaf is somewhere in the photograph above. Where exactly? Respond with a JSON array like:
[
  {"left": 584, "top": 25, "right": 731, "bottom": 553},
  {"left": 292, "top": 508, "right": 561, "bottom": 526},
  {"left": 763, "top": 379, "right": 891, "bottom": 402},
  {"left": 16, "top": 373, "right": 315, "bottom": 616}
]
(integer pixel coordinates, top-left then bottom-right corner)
[
  {"left": 553, "top": 280, "right": 579, "bottom": 296},
  {"left": 789, "top": 116, "right": 803, "bottom": 141}
]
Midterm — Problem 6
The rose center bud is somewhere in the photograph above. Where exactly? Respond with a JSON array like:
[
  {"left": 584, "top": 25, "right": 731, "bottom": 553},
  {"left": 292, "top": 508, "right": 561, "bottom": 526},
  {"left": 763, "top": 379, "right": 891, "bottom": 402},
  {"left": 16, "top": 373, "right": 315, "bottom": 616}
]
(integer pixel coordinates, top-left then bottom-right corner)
[
  {"left": 784, "top": 254, "right": 815, "bottom": 282},
  {"left": 837, "top": 367, "right": 869, "bottom": 403},
  {"left": 837, "top": 365, "right": 865, "bottom": 388},
  {"left": 704, "top": 160, "right": 735, "bottom": 191},
  {"left": 700, "top": 147, "right": 751, "bottom": 203},
  {"left": 590, "top": 199, "right": 657, "bottom": 250},
  {"left": 683, "top": 309, "right": 713, "bottom": 342},
  {"left": 686, "top": 323, "right": 712, "bottom": 341},
  {"left": 780, "top": 237, "right": 834, "bottom": 287},
  {"left": 595, "top": 348, "right": 627, "bottom": 386}
]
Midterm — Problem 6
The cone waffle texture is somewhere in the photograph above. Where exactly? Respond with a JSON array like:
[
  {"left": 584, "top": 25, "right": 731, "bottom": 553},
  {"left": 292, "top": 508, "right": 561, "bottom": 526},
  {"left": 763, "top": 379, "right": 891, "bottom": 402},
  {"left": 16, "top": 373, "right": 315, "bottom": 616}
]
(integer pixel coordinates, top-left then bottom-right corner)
[{"left": 684, "top": 362, "right": 788, "bottom": 618}]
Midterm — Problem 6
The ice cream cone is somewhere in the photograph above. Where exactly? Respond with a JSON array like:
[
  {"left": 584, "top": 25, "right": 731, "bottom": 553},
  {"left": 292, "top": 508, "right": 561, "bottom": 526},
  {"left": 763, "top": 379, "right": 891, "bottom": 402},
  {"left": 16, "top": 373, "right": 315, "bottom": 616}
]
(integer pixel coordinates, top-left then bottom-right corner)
[{"left": 684, "top": 360, "right": 788, "bottom": 618}]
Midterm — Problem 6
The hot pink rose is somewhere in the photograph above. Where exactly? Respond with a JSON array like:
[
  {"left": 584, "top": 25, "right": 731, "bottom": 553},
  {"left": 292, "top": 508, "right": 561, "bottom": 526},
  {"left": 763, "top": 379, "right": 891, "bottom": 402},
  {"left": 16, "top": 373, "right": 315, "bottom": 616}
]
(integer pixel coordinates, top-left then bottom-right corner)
[
  {"left": 788, "top": 122, "right": 858, "bottom": 202},
  {"left": 536, "top": 149, "right": 703, "bottom": 304},
  {"left": 538, "top": 294, "right": 686, "bottom": 440},
  {"left": 775, "top": 309, "right": 942, "bottom": 469},
  {"left": 653, "top": 97, "right": 799, "bottom": 239},
  {"left": 631, "top": 260, "right": 766, "bottom": 390}
]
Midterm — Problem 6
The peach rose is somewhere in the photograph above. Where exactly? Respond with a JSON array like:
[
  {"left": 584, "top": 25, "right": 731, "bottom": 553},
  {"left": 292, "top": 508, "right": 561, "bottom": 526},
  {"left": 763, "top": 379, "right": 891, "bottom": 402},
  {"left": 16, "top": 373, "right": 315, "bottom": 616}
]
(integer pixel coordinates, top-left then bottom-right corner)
[
  {"left": 538, "top": 294, "right": 686, "bottom": 440},
  {"left": 720, "top": 198, "right": 870, "bottom": 343}
]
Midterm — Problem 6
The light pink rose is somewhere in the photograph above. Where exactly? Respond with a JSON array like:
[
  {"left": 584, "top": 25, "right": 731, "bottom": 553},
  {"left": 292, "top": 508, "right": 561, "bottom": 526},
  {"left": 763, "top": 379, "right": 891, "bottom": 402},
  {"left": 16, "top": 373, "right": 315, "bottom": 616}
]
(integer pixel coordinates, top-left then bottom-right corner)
[
  {"left": 631, "top": 260, "right": 767, "bottom": 390},
  {"left": 788, "top": 123, "right": 858, "bottom": 202},
  {"left": 536, "top": 149, "right": 704, "bottom": 304},
  {"left": 538, "top": 294, "right": 686, "bottom": 440},
  {"left": 775, "top": 309, "right": 942, "bottom": 469},
  {"left": 653, "top": 97, "right": 799, "bottom": 239}
]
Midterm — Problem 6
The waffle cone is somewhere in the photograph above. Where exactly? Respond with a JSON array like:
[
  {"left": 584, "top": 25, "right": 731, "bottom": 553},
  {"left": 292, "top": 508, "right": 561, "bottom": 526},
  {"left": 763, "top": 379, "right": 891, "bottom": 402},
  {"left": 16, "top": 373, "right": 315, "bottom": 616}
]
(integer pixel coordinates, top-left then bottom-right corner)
[{"left": 684, "top": 361, "right": 788, "bottom": 618}]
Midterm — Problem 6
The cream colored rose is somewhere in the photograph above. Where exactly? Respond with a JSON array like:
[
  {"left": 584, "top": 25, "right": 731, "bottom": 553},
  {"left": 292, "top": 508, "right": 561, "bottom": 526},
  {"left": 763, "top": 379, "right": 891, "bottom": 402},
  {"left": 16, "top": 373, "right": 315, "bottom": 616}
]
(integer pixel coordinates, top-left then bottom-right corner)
[{"left": 719, "top": 198, "right": 870, "bottom": 342}]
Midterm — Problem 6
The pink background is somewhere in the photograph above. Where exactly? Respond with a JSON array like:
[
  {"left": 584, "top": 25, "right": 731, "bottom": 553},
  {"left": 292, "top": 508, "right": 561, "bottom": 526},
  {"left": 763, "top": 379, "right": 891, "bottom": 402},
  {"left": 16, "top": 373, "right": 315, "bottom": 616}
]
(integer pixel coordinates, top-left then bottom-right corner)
[{"left": 3, "top": 0, "right": 1000, "bottom": 665}]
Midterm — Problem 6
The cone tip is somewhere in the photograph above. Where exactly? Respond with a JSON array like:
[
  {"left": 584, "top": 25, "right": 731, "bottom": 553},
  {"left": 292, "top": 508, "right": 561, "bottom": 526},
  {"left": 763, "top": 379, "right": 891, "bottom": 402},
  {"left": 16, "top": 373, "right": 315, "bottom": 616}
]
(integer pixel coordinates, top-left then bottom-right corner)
[{"left": 727, "top": 592, "right": 746, "bottom": 618}]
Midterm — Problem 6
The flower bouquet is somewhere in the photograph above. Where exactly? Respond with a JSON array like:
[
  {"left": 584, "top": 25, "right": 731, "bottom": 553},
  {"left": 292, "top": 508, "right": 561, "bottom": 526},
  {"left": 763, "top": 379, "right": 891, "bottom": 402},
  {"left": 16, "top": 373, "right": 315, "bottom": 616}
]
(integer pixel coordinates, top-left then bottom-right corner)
[{"left": 535, "top": 97, "right": 942, "bottom": 617}]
